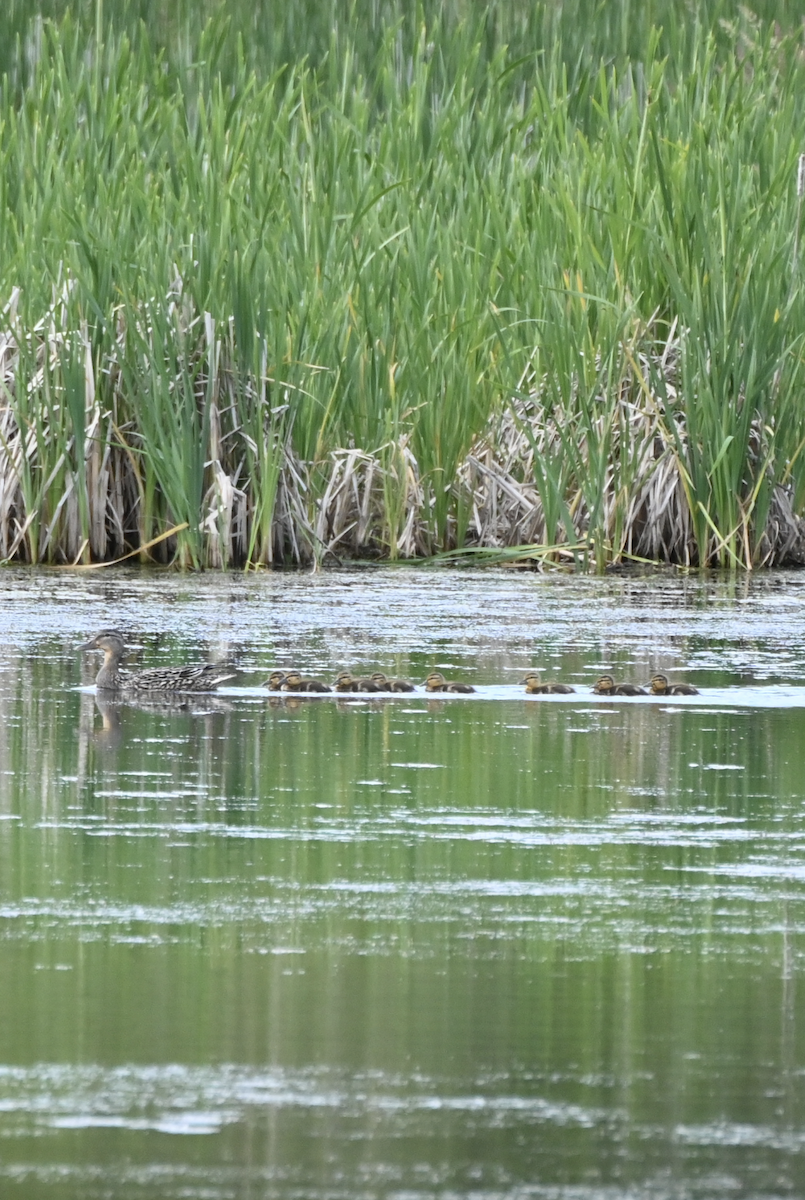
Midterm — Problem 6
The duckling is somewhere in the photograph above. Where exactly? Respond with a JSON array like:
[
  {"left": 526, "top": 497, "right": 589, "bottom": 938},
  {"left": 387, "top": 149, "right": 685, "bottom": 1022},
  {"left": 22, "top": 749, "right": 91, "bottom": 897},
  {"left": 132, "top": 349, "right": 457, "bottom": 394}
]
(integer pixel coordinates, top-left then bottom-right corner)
[
  {"left": 648, "top": 673, "right": 699, "bottom": 696},
  {"left": 424, "top": 671, "right": 476, "bottom": 694},
  {"left": 281, "top": 670, "right": 332, "bottom": 693},
  {"left": 521, "top": 672, "right": 575, "bottom": 695},
  {"left": 370, "top": 672, "right": 416, "bottom": 692},
  {"left": 592, "top": 674, "right": 646, "bottom": 696},
  {"left": 332, "top": 671, "right": 381, "bottom": 693},
  {"left": 332, "top": 671, "right": 355, "bottom": 692},
  {"left": 592, "top": 675, "right": 615, "bottom": 695},
  {"left": 352, "top": 677, "right": 383, "bottom": 692},
  {"left": 265, "top": 670, "right": 287, "bottom": 691},
  {"left": 81, "top": 630, "right": 234, "bottom": 694}
]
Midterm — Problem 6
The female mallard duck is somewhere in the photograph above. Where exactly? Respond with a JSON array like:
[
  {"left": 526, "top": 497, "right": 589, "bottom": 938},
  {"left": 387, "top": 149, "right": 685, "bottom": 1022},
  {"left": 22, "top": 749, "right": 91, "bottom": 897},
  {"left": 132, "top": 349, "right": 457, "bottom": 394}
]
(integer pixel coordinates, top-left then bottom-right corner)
[
  {"left": 592, "top": 674, "right": 646, "bottom": 696},
  {"left": 81, "top": 630, "right": 234, "bottom": 694},
  {"left": 370, "top": 672, "right": 416, "bottom": 693},
  {"left": 332, "top": 671, "right": 381, "bottom": 693},
  {"left": 424, "top": 671, "right": 476, "bottom": 694},
  {"left": 521, "top": 672, "right": 575, "bottom": 695},
  {"left": 281, "top": 670, "right": 332, "bottom": 693},
  {"left": 648, "top": 673, "right": 699, "bottom": 696}
]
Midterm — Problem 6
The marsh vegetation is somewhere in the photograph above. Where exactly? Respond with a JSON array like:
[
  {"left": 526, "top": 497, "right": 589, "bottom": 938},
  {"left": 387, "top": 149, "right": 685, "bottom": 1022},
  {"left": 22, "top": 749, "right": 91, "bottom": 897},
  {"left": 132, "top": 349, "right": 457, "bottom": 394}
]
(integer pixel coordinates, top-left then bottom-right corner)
[{"left": 2, "top": 0, "right": 805, "bottom": 569}]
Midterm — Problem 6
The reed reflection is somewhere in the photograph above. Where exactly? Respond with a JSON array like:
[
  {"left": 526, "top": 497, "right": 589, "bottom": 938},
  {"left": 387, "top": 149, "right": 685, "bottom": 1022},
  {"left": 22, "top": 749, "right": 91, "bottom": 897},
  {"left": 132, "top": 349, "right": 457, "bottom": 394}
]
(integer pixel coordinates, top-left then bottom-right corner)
[{"left": 2, "top": 640, "right": 805, "bottom": 1200}]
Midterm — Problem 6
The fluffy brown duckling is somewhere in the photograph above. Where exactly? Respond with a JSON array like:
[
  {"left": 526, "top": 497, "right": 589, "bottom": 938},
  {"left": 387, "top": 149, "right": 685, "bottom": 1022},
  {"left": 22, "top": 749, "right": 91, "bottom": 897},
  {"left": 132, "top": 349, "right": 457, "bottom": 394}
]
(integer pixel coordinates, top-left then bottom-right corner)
[
  {"left": 369, "top": 672, "right": 416, "bottom": 692},
  {"left": 81, "top": 630, "right": 234, "bottom": 694},
  {"left": 521, "top": 671, "right": 575, "bottom": 695},
  {"left": 647, "top": 673, "right": 699, "bottom": 696},
  {"left": 592, "top": 674, "right": 646, "bottom": 696},
  {"left": 265, "top": 670, "right": 288, "bottom": 691},
  {"left": 424, "top": 671, "right": 476, "bottom": 694},
  {"left": 332, "top": 671, "right": 381, "bottom": 693},
  {"left": 281, "top": 670, "right": 332, "bottom": 693}
]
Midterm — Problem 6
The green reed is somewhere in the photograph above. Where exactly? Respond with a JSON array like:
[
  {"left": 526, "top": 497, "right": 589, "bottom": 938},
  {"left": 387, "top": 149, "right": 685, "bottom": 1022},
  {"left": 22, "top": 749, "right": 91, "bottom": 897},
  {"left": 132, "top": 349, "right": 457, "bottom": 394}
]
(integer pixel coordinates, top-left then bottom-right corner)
[{"left": 1, "top": 4, "right": 805, "bottom": 567}]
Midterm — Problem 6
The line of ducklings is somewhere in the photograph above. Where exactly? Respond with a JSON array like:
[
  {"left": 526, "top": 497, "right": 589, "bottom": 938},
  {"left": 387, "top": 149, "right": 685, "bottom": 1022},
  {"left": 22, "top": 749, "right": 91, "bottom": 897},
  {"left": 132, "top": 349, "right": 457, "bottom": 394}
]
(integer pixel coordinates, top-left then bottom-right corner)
[
  {"left": 524, "top": 672, "right": 698, "bottom": 696},
  {"left": 265, "top": 669, "right": 698, "bottom": 696},
  {"left": 265, "top": 670, "right": 477, "bottom": 694}
]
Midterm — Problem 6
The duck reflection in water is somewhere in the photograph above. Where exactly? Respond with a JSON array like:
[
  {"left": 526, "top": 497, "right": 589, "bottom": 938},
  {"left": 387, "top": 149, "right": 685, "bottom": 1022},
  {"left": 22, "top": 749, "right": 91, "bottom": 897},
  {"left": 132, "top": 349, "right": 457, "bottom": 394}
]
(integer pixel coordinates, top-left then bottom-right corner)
[
  {"left": 90, "top": 693, "right": 125, "bottom": 749},
  {"left": 88, "top": 690, "right": 234, "bottom": 746},
  {"left": 267, "top": 694, "right": 328, "bottom": 711}
]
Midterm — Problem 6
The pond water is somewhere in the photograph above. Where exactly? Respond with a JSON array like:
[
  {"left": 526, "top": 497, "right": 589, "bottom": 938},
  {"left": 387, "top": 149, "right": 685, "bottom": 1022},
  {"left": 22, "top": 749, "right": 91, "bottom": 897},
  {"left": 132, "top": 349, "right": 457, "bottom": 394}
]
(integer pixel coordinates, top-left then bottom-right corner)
[{"left": 1, "top": 566, "right": 805, "bottom": 1199}]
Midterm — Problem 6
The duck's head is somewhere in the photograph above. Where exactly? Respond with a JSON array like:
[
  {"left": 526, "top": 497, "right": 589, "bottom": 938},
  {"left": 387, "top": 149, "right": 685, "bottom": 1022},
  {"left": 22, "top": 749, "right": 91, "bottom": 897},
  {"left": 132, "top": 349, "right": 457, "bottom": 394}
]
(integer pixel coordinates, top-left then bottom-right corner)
[
  {"left": 424, "top": 671, "right": 446, "bottom": 687},
  {"left": 333, "top": 671, "right": 355, "bottom": 687},
  {"left": 266, "top": 670, "right": 287, "bottom": 689},
  {"left": 520, "top": 671, "right": 541, "bottom": 685},
  {"left": 283, "top": 670, "right": 304, "bottom": 689},
  {"left": 648, "top": 673, "right": 669, "bottom": 694},
  {"left": 80, "top": 630, "right": 127, "bottom": 656},
  {"left": 594, "top": 674, "right": 615, "bottom": 693},
  {"left": 370, "top": 672, "right": 389, "bottom": 685}
]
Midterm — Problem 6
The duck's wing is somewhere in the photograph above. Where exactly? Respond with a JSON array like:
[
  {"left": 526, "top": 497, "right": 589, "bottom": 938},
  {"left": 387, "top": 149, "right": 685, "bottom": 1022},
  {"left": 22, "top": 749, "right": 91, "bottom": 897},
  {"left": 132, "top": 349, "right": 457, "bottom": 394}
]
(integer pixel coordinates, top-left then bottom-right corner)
[{"left": 129, "top": 663, "right": 235, "bottom": 693}]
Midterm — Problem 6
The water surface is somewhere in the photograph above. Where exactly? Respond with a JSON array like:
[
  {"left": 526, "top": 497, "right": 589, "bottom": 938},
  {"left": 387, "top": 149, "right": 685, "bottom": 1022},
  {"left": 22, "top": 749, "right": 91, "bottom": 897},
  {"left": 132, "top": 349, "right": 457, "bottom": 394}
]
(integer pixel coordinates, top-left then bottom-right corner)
[{"left": 1, "top": 567, "right": 805, "bottom": 1198}]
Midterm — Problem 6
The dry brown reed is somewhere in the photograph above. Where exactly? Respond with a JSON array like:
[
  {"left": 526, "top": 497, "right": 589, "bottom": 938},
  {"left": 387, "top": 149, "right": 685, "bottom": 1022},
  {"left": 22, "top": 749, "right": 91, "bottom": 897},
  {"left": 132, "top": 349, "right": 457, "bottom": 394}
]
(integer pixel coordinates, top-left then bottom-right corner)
[{"left": 1, "top": 294, "right": 804, "bottom": 571}]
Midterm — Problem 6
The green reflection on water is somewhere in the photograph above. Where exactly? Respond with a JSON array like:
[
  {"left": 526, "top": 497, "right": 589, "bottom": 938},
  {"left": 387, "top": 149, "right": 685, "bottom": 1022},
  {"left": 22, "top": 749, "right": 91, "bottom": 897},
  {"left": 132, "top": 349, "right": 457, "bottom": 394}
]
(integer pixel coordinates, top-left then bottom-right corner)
[{"left": 1, "top": 656, "right": 805, "bottom": 1198}]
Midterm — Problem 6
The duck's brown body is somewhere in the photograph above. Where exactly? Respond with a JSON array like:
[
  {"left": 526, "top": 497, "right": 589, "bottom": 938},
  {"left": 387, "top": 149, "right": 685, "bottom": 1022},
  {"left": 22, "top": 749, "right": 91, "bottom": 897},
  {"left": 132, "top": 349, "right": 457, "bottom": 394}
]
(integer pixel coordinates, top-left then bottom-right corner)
[
  {"left": 281, "top": 671, "right": 332, "bottom": 693},
  {"left": 424, "top": 671, "right": 476, "bottom": 694},
  {"left": 521, "top": 672, "right": 575, "bottom": 694},
  {"left": 648, "top": 673, "right": 699, "bottom": 696},
  {"left": 370, "top": 672, "right": 416, "bottom": 692},
  {"left": 332, "top": 671, "right": 382, "bottom": 693},
  {"left": 593, "top": 674, "right": 646, "bottom": 696},
  {"left": 81, "top": 631, "right": 234, "bottom": 693}
]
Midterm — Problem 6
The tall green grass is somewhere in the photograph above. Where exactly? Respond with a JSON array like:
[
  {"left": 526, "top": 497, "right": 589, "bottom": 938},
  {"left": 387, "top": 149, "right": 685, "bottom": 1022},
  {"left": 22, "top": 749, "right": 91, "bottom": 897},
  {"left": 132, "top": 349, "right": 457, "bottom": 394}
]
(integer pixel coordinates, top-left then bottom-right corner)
[
  {"left": 4, "top": 0, "right": 805, "bottom": 90},
  {"left": 1, "top": 3, "right": 805, "bottom": 567}
]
